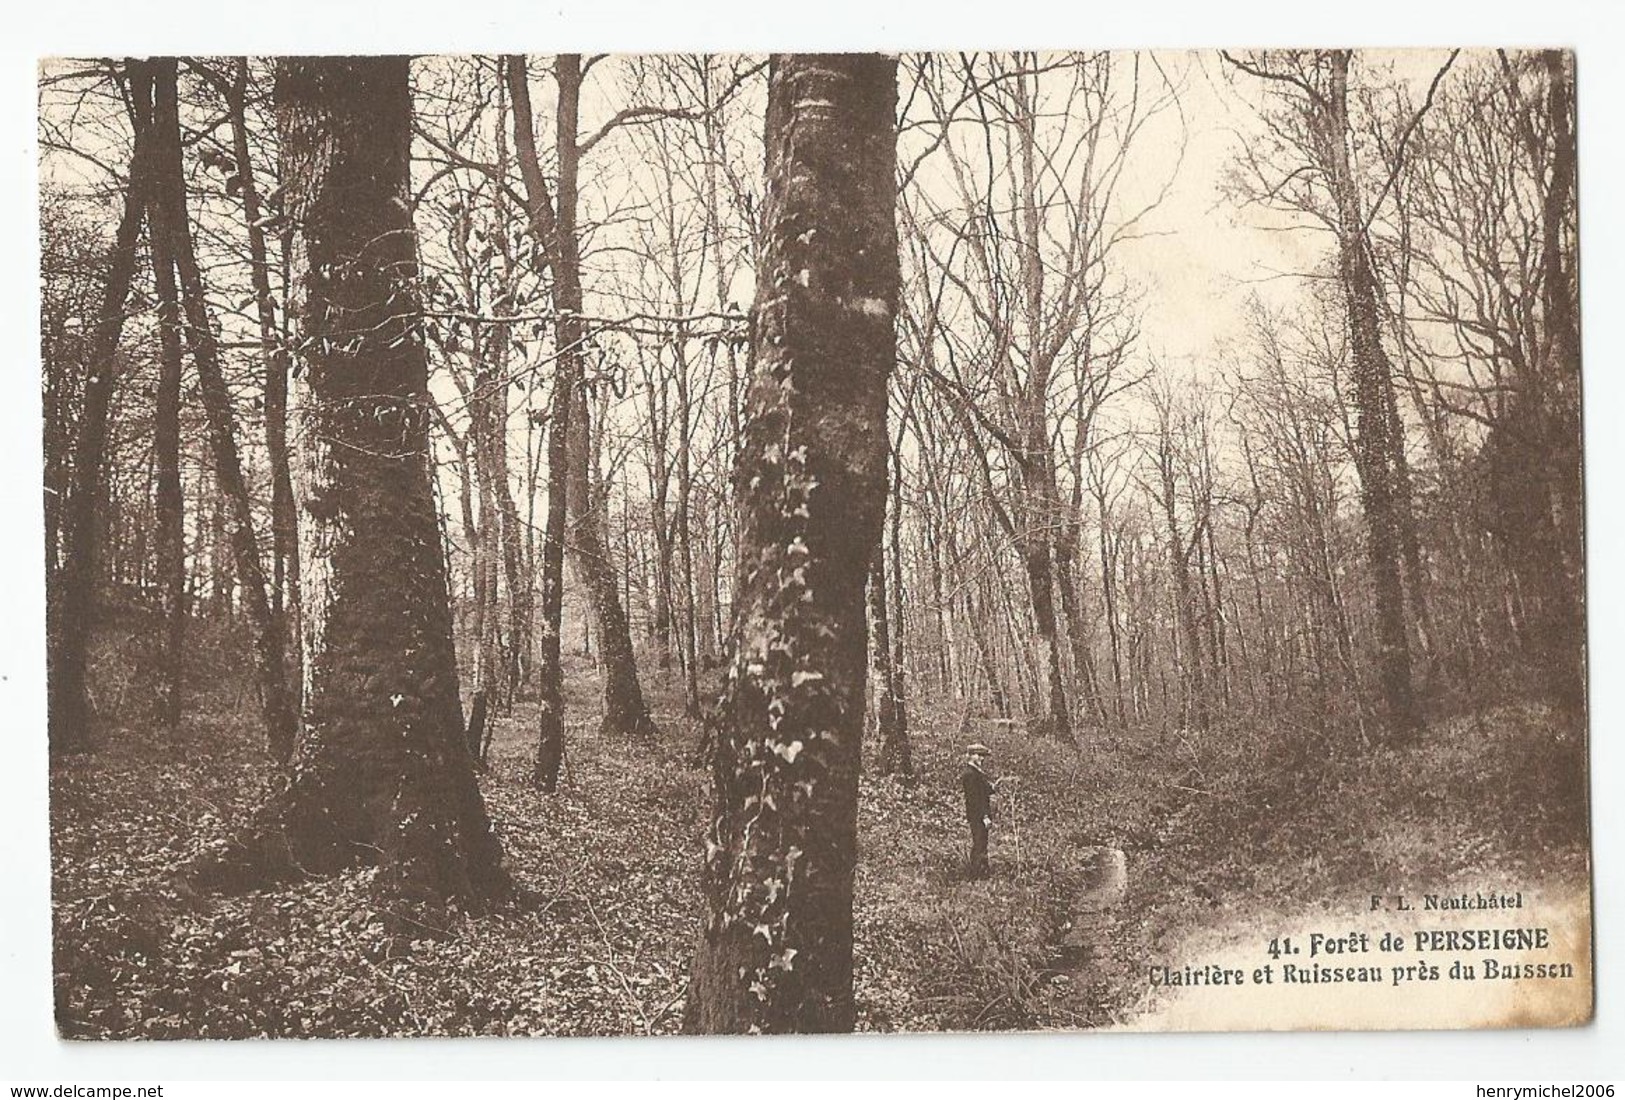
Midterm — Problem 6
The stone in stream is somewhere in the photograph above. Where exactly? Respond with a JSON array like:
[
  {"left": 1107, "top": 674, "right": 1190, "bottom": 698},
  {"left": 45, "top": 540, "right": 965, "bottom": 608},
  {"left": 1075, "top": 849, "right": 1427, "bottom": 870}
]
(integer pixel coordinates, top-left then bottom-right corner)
[
  {"left": 1054, "top": 846, "right": 1130, "bottom": 956},
  {"left": 1076, "top": 846, "right": 1128, "bottom": 912}
]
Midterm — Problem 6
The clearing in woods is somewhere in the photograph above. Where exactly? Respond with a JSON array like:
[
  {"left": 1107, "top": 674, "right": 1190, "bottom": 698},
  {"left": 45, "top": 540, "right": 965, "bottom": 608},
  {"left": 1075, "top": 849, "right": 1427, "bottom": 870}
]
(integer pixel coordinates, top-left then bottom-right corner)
[{"left": 50, "top": 623, "right": 1589, "bottom": 1037}]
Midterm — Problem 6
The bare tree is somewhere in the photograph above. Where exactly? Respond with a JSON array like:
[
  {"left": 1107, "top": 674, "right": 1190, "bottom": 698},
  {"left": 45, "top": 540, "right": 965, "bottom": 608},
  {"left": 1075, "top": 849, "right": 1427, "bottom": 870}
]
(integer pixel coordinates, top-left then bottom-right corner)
[{"left": 47, "top": 60, "right": 152, "bottom": 756}]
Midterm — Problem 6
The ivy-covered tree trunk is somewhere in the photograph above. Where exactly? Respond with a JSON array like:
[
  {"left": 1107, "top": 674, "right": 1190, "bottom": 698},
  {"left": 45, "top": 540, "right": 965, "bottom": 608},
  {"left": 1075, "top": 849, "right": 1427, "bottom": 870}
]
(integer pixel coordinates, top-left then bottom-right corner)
[
  {"left": 197, "top": 57, "right": 508, "bottom": 907},
  {"left": 1318, "top": 50, "right": 1422, "bottom": 743},
  {"left": 684, "top": 52, "right": 897, "bottom": 1035}
]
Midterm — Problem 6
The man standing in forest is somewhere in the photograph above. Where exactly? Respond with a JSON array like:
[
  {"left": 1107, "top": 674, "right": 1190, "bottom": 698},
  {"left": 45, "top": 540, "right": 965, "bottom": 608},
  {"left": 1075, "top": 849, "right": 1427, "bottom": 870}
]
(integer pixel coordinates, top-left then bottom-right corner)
[{"left": 962, "top": 743, "right": 997, "bottom": 878}]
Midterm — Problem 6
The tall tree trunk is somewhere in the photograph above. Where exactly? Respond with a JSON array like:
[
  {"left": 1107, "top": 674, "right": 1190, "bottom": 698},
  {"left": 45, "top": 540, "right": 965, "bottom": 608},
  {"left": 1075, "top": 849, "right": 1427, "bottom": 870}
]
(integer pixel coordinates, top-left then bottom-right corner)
[
  {"left": 224, "top": 58, "right": 301, "bottom": 679},
  {"left": 966, "top": 581, "right": 1010, "bottom": 720},
  {"left": 48, "top": 59, "right": 152, "bottom": 755},
  {"left": 1156, "top": 435, "right": 1208, "bottom": 731},
  {"left": 1055, "top": 553, "right": 1106, "bottom": 729},
  {"left": 149, "top": 57, "right": 298, "bottom": 760},
  {"left": 674, "top": 340, "right": 703, "bottom": 716},
  {"left": 490, "top": 86, "right": 533, "bottom": 697},
  {"left": 880, "top": 449, "right": 913, "bottom": 776},
  {"left": 509, "top": 54, "right": 656, "bottom": 746},
  {"left": 147, "top": 98, "right": 186, "bottom": 731},
  {"left": 646, "top": 364, "right": 674, "bottom": 669},
  {"left": 1535, "top": 49, "right": 1585, "bottom": 711},
  {"left": 197, "top": 57, "right": 508, "bottom": 906},
  {"left": 551, "top": 55, "right": 658, "bottom": 740},
  {"left": 685, "top": 53, "right": 896, "bottom": 1035},
  {"left": 1094, "top": 494, "right": 1127, "bottom": 728},
  {"left": 469, "top": 346, "right": 502, "bottom": 750},
  {"left": 867, "top": 549, "right": 898, "bottom": 758},
  {"left": 1318, "top": 50, "right": 1421, "bottom": 743},
  {"left": 868, "top": 440, "right": 912, "bottom": 777},
  {"left": 1499, "top": 50, "right": 1584, "bottom": 710},
  {"left": 504, "top": 56, "right": 569, "bottom": 791},
  {"left": 1019, "top": 535, "right": 1074, "bottom": 743}
]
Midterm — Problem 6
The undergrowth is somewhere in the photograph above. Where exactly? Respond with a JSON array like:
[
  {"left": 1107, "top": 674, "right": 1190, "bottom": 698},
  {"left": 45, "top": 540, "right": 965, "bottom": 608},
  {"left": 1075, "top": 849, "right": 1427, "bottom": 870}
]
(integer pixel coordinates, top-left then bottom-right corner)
[{"left": 49, "top": 622, "right": 1590, "bottom": 1037}]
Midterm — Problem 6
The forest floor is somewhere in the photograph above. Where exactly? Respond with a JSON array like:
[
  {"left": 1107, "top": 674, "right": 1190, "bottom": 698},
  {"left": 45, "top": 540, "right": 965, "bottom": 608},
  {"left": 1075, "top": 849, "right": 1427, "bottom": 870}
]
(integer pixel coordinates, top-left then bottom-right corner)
[{"left": 50, "top": 624, "right": 1592, "bottom": 1038}]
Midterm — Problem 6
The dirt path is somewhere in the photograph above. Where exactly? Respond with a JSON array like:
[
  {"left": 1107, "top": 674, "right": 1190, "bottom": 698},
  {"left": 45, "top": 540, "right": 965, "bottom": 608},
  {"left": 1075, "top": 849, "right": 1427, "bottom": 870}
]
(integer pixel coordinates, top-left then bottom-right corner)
[{"left": 1117, "top": 877, "right": 1592, "bottom": 1031}]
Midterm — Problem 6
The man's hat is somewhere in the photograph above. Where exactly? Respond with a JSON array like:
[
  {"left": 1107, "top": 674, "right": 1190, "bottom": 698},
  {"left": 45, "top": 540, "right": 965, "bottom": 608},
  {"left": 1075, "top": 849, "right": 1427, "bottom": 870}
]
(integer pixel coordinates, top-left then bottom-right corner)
[{"left": 966, "top": 742, "right": 991, "bottom": 756}]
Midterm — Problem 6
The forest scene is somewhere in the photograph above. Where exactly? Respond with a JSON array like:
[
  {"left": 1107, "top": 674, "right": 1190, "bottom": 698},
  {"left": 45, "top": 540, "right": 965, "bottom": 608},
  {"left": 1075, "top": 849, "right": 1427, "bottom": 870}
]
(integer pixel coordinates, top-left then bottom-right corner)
[{"left": 38, "top": 49, "right": 1589, "bottom": 1038}]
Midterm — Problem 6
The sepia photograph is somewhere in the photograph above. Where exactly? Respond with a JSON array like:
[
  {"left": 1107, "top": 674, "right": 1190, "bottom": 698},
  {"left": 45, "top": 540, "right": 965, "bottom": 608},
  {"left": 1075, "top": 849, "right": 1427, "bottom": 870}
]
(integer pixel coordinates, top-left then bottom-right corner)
[{"left": 27, "top": 35, "right": 1598, "bottom": 1053}]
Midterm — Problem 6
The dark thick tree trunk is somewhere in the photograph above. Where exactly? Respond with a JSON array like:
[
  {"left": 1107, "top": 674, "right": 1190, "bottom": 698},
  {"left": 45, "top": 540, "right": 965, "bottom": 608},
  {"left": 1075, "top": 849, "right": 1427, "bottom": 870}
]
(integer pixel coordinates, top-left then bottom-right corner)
[
  {"left": 685, "top": 53, "right": 897, "bottom": 1035},
  {"left": 1055, "top": 553, "right": 1106, "bottom": 729},
  {"left": 1319, "top": 50, "right": 1421, "bottom": 743},
  {"left": 1012, "top": 440, "right": 1072, "bottom": 742},
  {"left": 196, "top": 57, "right": 508, "bottom": 907},
  {"left": 149, "top": 58, "right": 299, "bottom": 761},
  {"left": 1019, "top": 537, "right": 1074, "bottom": 743},
  {"left": 1534, "top": 49, "right": 1585, "bottom": 711},
  {"left": 1495, "top": 50, "right": 1584, "bottom": 710},
  {"left": 47, "top": 60, "right": 152, "bottom": 756}
]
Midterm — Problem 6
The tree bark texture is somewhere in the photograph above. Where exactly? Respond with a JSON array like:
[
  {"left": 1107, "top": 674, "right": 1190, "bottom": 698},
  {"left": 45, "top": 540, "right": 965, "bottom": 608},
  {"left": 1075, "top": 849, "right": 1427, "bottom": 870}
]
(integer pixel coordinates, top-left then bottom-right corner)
[
  {"left": 685, "top": 53, "right": 897, "bottom": 1035},
  {"left": 197, "top": 57, "right": 508, "bottom": 906},
  {"left": 1317, "top": 50, "right": 1422, "bottom": 742}
]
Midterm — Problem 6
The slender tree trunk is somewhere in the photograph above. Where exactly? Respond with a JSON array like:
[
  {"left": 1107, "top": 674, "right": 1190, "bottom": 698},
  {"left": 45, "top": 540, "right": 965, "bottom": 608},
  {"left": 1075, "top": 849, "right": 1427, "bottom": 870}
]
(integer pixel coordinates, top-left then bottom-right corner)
[
  {"left": 685, "top": 53, "right": 896, "bottom": 1035},
  {"left": 1055, "top": 554, "right": 1105, "bottom": 729},
  {"left": 137, "top": 65, "right": 186, "bottom": 730},
  {"left": 880, "top": 450, "right": 913, "bottom": 776},
  {"left": 647, "top": 370, "right": 674, "bottom": 670},
  {"left": 1156, "top": 435, "right": 1207, "bottom": 731},
  {"left": 150, "top": 57, "right": 298, "bottom": 760},
  {"left": 48, "top": 59, "right": 152, "bottom": 755},
  {"left": 674, "top": 342, "right": 703, "bottom": 716},
  {"left": 547, "top": 55, "right": 659, "bottom": 741},
  {"left": 470, "top": 351, "right": 502, "bottom": 746},
  {"left": 148, "top": 126, "right": 186, "bottom": 732},
  {"left": 505, "top": 56, "right": 570, "bottom": 791},
  {"left": 867, "top": 550, "right": 899, "bottom": 757},
  {"left": 967, "top": 581, "right": 1010, "bottom": 720},
  {"left": 225, "top": 57, "right": 301, "bottom": 678}
]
